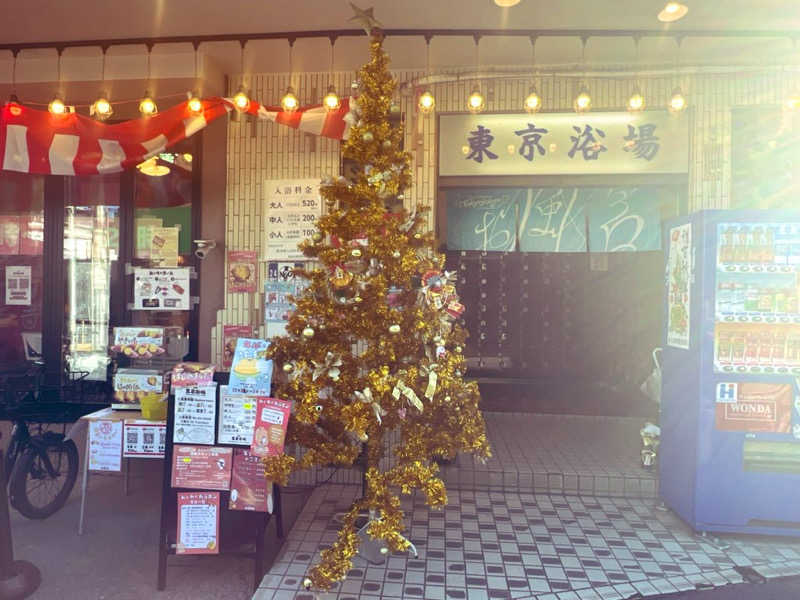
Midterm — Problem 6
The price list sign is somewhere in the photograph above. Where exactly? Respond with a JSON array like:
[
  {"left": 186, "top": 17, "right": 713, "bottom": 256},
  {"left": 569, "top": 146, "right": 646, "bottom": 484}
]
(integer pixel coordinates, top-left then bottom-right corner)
[
  {"left": 217, "top": 386, "right": 257, "bottom": 445},
  {"left": 264, "top": 179, "right": 322, "bottom": 261}
]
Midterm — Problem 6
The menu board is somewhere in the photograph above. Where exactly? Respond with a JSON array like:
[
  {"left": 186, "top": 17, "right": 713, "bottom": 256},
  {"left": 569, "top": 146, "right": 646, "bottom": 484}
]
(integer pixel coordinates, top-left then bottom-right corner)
[
  {"left": 123, "top": 420, "right": 166, "bottom": 458},
  {"left": 88, "top": 420, "right": 123, "bottom": 472},
  {"left": 229, "top": 449, "right": 270, "bottom": 512},
  {"left": 133, "top": 267, "right": 191, "bottom": 311},
  {"left": 5, "top": 265, "right": 31, "bottom": 306},
  {"left": 171, "top": 445, "right": 233, "bottom": 491},
  {"left": 715, "top": 383, "right": 794, "bottom": 433},
  {"left": 227, "top": 250, "right": 258, "bottom": 293},
  {"left": 177, "top": 492, "right": 219, "bottom": 555},
  {"left": 218, "top": 386, "right": 257, "bottom": 445},
  {"left": 251, "top": 397, "right": 292, "bottom": 458},
  {"left": 172, "top": 362, "right": 215, "bottom": 389},
  {"left": 174, "top": 385, "right": 217, "bottom": 445},
  {"left": 222, "top": 325, "right": 253, "bottom": 368},
  {"left": 228, "top": 339, "right": 272, "bottom": 396},
  {"left": 264, "top": 179, "right": 322, "bottom": 261}
]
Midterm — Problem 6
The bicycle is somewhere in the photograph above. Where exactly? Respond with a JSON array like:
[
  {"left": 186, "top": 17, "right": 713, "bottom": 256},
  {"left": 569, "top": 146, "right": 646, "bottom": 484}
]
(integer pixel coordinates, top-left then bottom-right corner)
[{"left": 2, "top": 364, "right": 81, "bottom": 519}]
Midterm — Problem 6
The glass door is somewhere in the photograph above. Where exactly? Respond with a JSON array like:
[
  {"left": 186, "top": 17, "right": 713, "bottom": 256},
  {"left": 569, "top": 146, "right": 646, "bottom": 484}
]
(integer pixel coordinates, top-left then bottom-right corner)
[{"left": 64, "top": 175, "right": 120, "bottom": 381}]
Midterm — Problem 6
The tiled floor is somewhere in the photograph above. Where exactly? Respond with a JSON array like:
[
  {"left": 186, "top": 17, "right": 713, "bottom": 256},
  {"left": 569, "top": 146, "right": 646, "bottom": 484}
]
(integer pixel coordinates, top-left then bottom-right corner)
[
  {"left": 288, "top": 413, "right": 658, "bottom": 498},
  {"left": 255, "top": 485, "right": 800, "bottom": 600}
]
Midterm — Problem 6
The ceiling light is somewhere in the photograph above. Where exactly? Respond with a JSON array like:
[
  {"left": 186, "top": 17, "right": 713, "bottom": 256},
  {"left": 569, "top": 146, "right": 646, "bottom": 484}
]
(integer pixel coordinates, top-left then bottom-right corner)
[
  {"left": 658, "top": 2, "right": 688, "bottom": 22},
  {"left": 281, "top": 86, "right": 299, "bottom": 112},
  {"left": 669, "top": 87, "right": 687, "bottom": 113},
  {"left": 139, "top": 92, "right": 157, "bottom": 116},
  {"left": 524, "top": 86, "right": 541, "bottom": 113},
  {"left": 418, "top": 90, "right": 435, "bottom": 114},
  {"left": 137, "top": 157, "right": 170, "bottom": 177},
  {"left": 574, "top": 86, "right": 592, "bottom": 113},
  {"left": 232, "top": 85, "right": 251, "bottom": 112},
  {"left": 494, "top": 0, "right": 521, "bottom": 6},
  {"left": 187, "top": 92, "right": 203, "bottom": 115},
  {"left": 48, "top": 95, "right": 67, "bottom": 115},
  {"left": 323, "top": 85, "right": 341, "bottom": 111},
  {"left": 627, "top": 87, "right": 645, "bottom": 112},
  {"left": 468, "top": 86, "right": 485, "bottom": 114}
]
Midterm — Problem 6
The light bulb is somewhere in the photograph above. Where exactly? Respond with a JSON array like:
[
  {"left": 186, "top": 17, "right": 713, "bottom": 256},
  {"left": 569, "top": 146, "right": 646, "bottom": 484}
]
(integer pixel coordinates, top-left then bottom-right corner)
[
  {"left": 48, "top": 95, "right": 66, "bottom": 115},
  {"left": 281, "top": 87, "right": 299, "bottom": 112},
  {"left": 494, "top": 0, "right": 521, "bottom": 6},
  {"left": 232, "top": 86, "right": 250, "bottom": 112},
  {"left": 468, "top": 87, "right": 485, "bottom": 114},
  {"left": 658, "top": 2, "right": 688, "bottom": 22},
  {"left": 139, "top": 93, "right": 157, "bottom": 116},
  {"left": 784, "top": 93, "right": 800, "bottom": 112},
  {"left": 524, "top": 87, "right": 541, "bottom": 113},
  {"left": 6, "top": 94, "right": 22, "bottom": 116},
  {"left": 669, "top": 87, "right": 687, "bottom": 113},
  {"left": 323, "top": 85, "right": 340, "bottom": 111},
  {"left": 92, "top": 96, "right": 113, "bottom": 120},
  {"left": 187, "top": 93, "right": 203, "bottom": 115},
  {"left": 627, "top": 88, "right": 645, "bottom": 112},
  {"left": 574, "top": 87, "right": 591, "bottom": 113},
  {"left": 418, "top": 90, "right": 435, "bottom": 114}
]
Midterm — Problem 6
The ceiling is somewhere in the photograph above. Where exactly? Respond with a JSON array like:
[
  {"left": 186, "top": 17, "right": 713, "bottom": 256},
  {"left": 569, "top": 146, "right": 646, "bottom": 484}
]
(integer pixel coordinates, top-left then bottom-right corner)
[{"left": 1, "top": 1, "right": 798, "bottom": 93}]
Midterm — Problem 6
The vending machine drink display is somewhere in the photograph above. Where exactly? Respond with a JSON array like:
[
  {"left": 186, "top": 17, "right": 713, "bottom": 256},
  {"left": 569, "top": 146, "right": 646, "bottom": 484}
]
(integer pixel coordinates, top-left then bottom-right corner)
[{"left": 660, "top": 211, "right": 800, "bottom": 537}]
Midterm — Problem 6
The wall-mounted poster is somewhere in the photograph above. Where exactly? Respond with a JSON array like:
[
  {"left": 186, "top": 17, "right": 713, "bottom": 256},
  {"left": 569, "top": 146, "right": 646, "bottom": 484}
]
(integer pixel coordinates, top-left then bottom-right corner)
[
  {"left": 715, "top": 383, "right": 793, "bottom": 433},
  {"left": 229, "top": 448, "right": 271, "bottom": 512},
  {"left": 227, "top": 250, "right": 258, "bottom": 293},
  {"left": 88, "top": 420, "right": 123, "bottom": 472},
  {"left": 264, "top": 179, "right": 322, "bottom": 261},
  {"left": 228, "top": 339, "right": 272, "bottom": 396},
  {"left": 667, "top": 223, "right": 692, "bottom": 349},
  {"left": 218, "top": 386, "right": 257, "bottom": 446},
  {"left": 133, "top": 267, "right": 190, "bottom": 311},
  {"left": 222, "top": 325, "right": 253, "bottom": 368},
  {"left": 265, "top": 261, "right": 308, "bottom": 336},
  {"left": 149, "top": 226, "right": 180, "bottom": 266},
  {"left": 135, "top": 217, "right": 163, "bottom": 259},
  {"left": 0, "top": 216, "right": 20, "bottom": 255},
  {"left": 111, "top": 327, "right": 165, "bottom": 359},
  {"left": 177, "top": 492, "right": 219, "bottom": 555},
  {"left": 171, "top": 445, "right": 233, "bottom": 491},
  {"left": 174, "top": 385, "right": 217, "bottom": 445},
  {"left": 5, "top": 265, "right": 31, "bottom": 305}
]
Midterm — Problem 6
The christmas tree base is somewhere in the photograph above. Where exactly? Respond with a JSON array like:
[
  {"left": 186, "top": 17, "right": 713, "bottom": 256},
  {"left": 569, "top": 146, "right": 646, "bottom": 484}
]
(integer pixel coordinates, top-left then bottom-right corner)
[{"left": 356, "top": 518, "right": 387, "bottom": 565}]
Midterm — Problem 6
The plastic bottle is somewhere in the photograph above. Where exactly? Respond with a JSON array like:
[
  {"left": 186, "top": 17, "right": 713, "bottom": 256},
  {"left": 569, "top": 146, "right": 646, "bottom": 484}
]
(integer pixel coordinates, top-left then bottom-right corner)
[{"left": 744, "top": 285, "right": 760, "bottom": 312}]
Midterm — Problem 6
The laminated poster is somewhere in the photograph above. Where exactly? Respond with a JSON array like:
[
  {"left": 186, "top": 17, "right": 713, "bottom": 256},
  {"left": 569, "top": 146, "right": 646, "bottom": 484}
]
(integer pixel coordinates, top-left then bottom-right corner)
[
  {"left": 264, "top": 179, "right": 322, "bottom": 261},
  {"left": 222, "top": 325, "right": 253, "bottom": 369},
  {"left": 0, "top": 215, "right": 20, "bottom": 255},
  {"left": 218, "top": 386, "right": 257, "bottom": 446},
  {"left": 88, "top": 420, "right": 123, "bottom": 472},
  {"left": 228, "top": 338, "right": 272, "bottom": 396},
  {"left": 177, "top": 492, "right": 219, "bottom": 555},
  {"left": 227, "top": 250, "right": 258, "bottom": 293},
  {"left": 229, "top": 448, "right": 272, "bottom": 512},
  {"left": 5, "top": 265, "right": 31, "bottom": 306},
  {"left": 149, "top": 226, "right": 180, "bottom": 266},
  {"left": 715, "top": 382, "right": 793, "bottom": 433},
  {"left": 135, "top": 217, "right": 163, "bottom": 259},
  {"left": 251, "top": 397, "right": 292, "bottom": 458},
  {"left": 174, "top": 384, "right": 217, "bottom": 445},
  {"left": 667, "top": 223, "right": 691, "bottom": 349},
  {"left": 171, "top": 445, "right": 233, "bottom": 491},
  {"left": 133, "top": 267, "right": 191, "bottom": 311},
  {"left": 111, "top": 327, "right": 165, "bottom": 359},
  {"left": 123, "top": 420, "right": 166, "bottom": 458},
  {"left": 171, "top": 362, "right": 215, "bottom": 389}
]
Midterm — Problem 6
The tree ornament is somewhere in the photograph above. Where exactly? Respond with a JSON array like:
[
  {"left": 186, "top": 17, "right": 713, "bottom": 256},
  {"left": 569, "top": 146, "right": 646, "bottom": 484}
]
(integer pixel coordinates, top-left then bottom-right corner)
[
  {"left": 455, "top": 345, "right": 463, "bottom": 353},
  {"left": 382, "top": 139, "right": 392, "bottom": 149},
  {"left": 302, "top": 326, "right": 315, "bottom": 338},
  {"left": 312, "top": 232, "right": 323, "bottom": 243},
  {"left": 392, "top": 250, "right": 401, "bottom": 258},
  {"left": 362, "top": 131, "right": 374, "bottom": 142},
  {"left": 351, "top": 248, "right": 363, "bottom": 258},
  {"left": 282, "top": 363, "right": 294, "bottom": 373},
  {"left": 303, "top": 578, "right": 313, "bottom": 590},
  {"left": 390, "top": 102, "right": 401, "bottom": 115},
  {"left": 389, "top": 324, "right": 401, "bottom": 334}
]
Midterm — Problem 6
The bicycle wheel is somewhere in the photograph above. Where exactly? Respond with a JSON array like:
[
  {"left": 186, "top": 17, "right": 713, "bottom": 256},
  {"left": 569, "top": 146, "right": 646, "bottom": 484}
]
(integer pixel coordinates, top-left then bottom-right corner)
[
  {"left": 3, "top": 436, "right": 19, "bottom": 485},
  {"left": 9, "top": 436, "right": 79, "bottom": 519}
]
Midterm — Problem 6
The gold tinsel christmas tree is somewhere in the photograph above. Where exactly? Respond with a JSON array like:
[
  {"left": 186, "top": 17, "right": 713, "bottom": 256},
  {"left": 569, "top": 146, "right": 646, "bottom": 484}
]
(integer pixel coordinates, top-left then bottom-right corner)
[{"left": 263, "top": 29, "right": 491, "bottom": 592}]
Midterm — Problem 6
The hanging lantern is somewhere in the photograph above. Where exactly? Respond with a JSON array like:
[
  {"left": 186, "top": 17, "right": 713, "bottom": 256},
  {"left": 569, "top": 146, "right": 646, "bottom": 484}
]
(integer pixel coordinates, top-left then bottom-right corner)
[
  {"left": 668, "top": 87, "right": 687, "bottom": 113},
  {"left": 281, "top": 86, "right": 299, "bottom": 112},
  {"left": 48, "top": 95, "right": 67, "bottom": 115},
  {"left": 91, "top": 94, "right": 113, "bottom": 120},
  {"left": 138, "top": 92, "right": 157, "bottom": 116},
  {"left": 323, "top": 85, "right": 341, "bottom": 111},
  {"left": 467, "top": 86, "right": 485, "bottom": 114},
  {"left": 187, "top": 91, "right": 203, "bottom": 115},
  {"left": 574, "top": 85, "right": 592, "bottom": 113},
  {"left": 523, "top": 86, "right": 542, "bottom": 113},
  {"left": 232, "top": 85, "right": 251, "bottom": 112},
  {"left": 627, "top": 87, "right": 645, "bottom": 112},
  {"left": 418, "top": 90, "right": 435, "bottom": 114}
]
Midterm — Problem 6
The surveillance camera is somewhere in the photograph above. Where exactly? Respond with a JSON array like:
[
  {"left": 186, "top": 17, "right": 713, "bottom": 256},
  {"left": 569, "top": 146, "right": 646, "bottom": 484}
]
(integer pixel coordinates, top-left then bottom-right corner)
[{"left": 193, "top": 240, "right": 217, "bottom": 260}]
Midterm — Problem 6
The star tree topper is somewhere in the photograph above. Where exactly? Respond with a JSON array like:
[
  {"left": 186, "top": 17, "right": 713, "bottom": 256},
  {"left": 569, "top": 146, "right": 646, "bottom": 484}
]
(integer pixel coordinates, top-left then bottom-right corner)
[{"left": 348, "top": 2, "right": 383, "bottom": 35}]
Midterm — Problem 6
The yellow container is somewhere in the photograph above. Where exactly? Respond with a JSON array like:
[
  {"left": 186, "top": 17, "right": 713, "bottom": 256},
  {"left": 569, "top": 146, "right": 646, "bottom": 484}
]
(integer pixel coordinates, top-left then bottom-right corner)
[{"left": 140, "top": 393, "right": 167, "bottom": 421}]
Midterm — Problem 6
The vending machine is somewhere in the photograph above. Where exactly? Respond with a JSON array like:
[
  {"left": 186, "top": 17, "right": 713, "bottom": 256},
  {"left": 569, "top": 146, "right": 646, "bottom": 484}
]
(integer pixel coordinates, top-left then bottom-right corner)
[{"left": 660, "top": 210, "right": 800, "bottom": 537}]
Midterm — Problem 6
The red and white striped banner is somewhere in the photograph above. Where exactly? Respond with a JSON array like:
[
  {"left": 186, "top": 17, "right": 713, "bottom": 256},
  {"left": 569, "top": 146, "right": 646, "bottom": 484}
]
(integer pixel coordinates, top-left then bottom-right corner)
[{"left": 0, "top": 96, "right": 351, "bottom": 176}]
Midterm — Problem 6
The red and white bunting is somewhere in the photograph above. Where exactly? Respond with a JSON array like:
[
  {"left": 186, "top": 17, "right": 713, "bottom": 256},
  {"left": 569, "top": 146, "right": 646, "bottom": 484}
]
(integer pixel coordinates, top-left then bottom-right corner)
[{"left": 0, "top": 96, "right": 351, "bottom": 177}]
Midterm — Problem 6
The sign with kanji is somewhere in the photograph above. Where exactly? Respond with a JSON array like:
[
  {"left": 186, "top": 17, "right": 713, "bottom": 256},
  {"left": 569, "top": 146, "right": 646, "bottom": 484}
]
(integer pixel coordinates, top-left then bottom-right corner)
[
  {"left": 177, "top": 492, "right": 219, "bottom": 554},
  {"left": 263, "top": 179, "right": 322, "bottom": 261},
  {"left": 439, "top": 111, "right": 688, "bottom": 176}
]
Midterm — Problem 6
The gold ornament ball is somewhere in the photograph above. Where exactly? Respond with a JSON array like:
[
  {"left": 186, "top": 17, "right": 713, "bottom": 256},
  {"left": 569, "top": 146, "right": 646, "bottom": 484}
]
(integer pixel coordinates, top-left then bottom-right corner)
[
  {"left": 390, "top": 103, "right": 401, "bottom": 115},
  {"left": 389, "top": 324, "right": 401, "bottom": 334},
  {"left": 282, "top": 363, "right": 294, "bottom": 373},
  {"left": 455, "top": 345, "right": 463, "bottom": 353},
  {"left": 380, "top": 365, "right": 390, "bottom": 376},
  {"left": 382, "top": 139, "right": 392, "bottom": 149},
  {"left": 354, "top": 296, "right": 363, "bottom": 303},
  {"left": 302, "top": 327, "right": 315, "bottom": 338},
  {"left": 351, "top": 248, "right": 362, "bottom": 258},
  {"left": 392, "top": 250, "right": 401, "bottom": 258},
  {"left": 362, "top": 131, "right": 374, "bottom": 142},
  {"left": 312, "top": 232, "right": 323, "bottom": 242},
  {"left": 414, "top": 232, "right": 422, "bottom": 239}
]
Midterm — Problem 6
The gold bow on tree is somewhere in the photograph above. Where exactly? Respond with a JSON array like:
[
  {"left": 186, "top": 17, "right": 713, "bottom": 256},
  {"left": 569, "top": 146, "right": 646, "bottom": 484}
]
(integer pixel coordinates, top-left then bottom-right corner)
[
  {"left": 312, "top": 352, "right": 343, "bottom": 382},
  {"left": 354, "top": 387, "right": 387, "bottom": 424}
]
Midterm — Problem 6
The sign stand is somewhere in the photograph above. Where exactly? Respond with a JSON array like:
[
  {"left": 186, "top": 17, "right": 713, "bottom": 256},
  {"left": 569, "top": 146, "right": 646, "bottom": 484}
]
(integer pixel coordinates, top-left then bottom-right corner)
[{"left": 156, "top": 390, "right": 284, "bottom": 592}]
